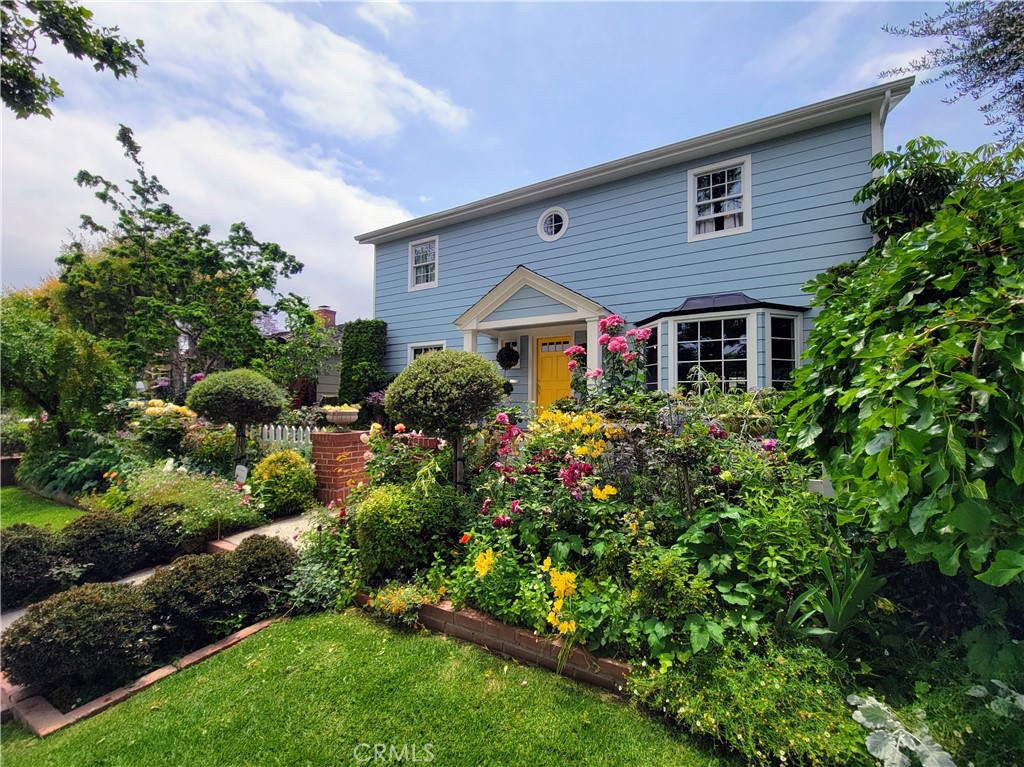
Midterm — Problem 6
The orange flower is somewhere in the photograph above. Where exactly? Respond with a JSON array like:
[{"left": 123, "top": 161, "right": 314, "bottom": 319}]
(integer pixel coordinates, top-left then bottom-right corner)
[{"left": 459, "top": 533, "right": 472, "bottom": 544}]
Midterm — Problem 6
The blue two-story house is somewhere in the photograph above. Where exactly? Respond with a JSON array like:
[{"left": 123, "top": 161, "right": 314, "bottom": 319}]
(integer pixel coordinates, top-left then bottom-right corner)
[{"left": 356, "top": 78, "right": 913, "bottom": 411}]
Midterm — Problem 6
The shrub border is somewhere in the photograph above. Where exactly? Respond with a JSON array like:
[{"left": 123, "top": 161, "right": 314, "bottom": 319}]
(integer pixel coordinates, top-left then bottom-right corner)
[{"left": 1, "top": 617, "right": 277, "bottom": 736}]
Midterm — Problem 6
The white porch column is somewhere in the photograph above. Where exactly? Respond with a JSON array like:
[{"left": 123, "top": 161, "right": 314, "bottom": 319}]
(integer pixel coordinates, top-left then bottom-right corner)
[
  {"left": 586, "top": 317, "right": 601, "bottom": 372},
  {"left": 463, "top": 330, "right": 478, "bottom": 354}
]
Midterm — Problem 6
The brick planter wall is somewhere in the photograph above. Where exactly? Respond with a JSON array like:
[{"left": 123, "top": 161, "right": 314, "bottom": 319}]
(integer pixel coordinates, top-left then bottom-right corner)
[
  {"left": 311, "top": 431, "right": 369, "bottom": 506},
  {"left": 354, "top": 593, "right": 631, "bottom": 693},
  {"left": 311, "top": 431, "right": 441, "bottom": 505}
]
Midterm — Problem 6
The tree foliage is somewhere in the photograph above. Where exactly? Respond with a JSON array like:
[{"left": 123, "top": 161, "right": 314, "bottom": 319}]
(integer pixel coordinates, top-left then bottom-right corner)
[
  {"left": 56, "top": 126, "right": 307, "bottom": 395},
  {"left": 0, "top": 290, "right": 128, "bottom": 441},
  {"left": 1, "top": 0, "right": 146, "bottom": 119},
  {"left": 784, "top": 140, "right": 1024, "bottom": 585},
  {"left": 883, "top": 1, "right": 1024, "bottom": 147},
  {"left": 253, "top": 310, "right": 337, "bottom": 392}
]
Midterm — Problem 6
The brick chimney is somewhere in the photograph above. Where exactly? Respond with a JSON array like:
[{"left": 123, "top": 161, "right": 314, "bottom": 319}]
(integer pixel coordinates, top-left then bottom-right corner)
[{"left": 314, "top": 305, "right": 336, "bottom": 328}]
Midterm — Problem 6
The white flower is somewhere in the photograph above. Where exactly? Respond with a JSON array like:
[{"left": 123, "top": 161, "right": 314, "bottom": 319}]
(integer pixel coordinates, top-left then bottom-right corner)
[{"left": 176, "top": 467, "right": 188, "bottom": 475}]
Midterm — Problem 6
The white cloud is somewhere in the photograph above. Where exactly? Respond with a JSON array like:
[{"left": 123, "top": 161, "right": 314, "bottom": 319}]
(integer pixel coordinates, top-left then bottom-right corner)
[
  {"left": 749, "top": 4, "right": 867, "bottom": 80},
  {"left": 1, "top": 110, "right": 410, "bottom": 321},
  {"left": 84, "top": 2, "right": 468, "bottom": 141},
  {"left": 356, "top": 1, "right": 416, "bottom": 38},
  {"left": 418, "top": 195, "right": 433, "bottom": 203}
]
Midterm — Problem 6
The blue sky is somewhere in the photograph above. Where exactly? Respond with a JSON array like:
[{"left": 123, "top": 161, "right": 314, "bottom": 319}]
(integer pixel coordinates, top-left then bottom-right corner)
[{"left": 0, "top": 1, "right": 1003, "bottom": 322}]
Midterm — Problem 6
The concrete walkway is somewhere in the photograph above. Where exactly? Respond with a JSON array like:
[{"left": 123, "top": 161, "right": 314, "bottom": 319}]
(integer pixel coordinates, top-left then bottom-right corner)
[{"left": 0, "top": 513, "right": 314, "bottom": 634}]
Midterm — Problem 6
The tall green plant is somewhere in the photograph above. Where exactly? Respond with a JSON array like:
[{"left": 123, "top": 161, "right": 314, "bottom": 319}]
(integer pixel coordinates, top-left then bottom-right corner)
[
  {"left": 336, "top": 319, "right": 391, "bottom": 411},
  {"left": 784, "top": 141, "right": 1024, "bottom": 584}
]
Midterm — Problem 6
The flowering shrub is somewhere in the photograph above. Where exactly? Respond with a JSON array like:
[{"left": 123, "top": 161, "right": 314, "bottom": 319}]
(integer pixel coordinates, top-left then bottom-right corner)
[
  {"left": 566, "top": 314, "right": 653, "bottom": 403},
  {"left": 251, "top": 449, "right": 316, "bottom": 518},
  {"left": 367, "top": 581, "right": 440, "bottom": 629}
]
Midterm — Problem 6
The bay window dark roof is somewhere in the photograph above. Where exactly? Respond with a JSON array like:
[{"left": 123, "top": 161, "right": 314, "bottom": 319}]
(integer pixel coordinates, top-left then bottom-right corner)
[{"left": 635, "top": 292, "right": 807, "bottom": 326}]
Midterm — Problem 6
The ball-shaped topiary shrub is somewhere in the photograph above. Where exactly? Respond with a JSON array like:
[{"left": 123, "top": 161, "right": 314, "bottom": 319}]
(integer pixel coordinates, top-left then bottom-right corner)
[
  {"left": 385, "top": 349, "right": 504, "bottom": 490},
  {"left": 58, "top": 510, "right": 140, "bottom": 582},
  {"left": 353, "top": 483, "right": 469, "bottom": 583},
  {"left": 251, "top": 450, "right": 316, "bottom": 518},
  {"left": 0, "top": 583, "right": 154, "bottom": 706},
  {"left": 0, "top": 523, "right": 60, "bottom": 609},
  {"left": 385, "top": 350, "right": 504, "bottom": 442},
  {"left": 185, "top": 369, "right": 286, "bottom": 465}
]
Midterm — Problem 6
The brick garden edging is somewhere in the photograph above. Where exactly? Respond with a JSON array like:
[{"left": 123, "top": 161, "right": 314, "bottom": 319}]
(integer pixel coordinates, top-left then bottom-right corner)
[
  {"left": 1, "top": 617, "right": 277, "bottom": 736},
  {"left": 355, "top": 594, "right": 632, "bottom": 693}
]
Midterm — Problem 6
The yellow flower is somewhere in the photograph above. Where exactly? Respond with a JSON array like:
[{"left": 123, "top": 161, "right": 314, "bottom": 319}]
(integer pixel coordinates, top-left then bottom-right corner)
[
  {"left": 592, "top": 484, "right": 618, "bottom": 501},
  {"left": 549, "top": 568, "right": 577, "bottom": 598},
  {"left": 144, "top": 407, "right": 163, "bottom": 416},
  {"left": 474, "top": 548, "right": 496, "bottom": 578},
  {"left": 547, "top": 611, "right": 559, "bottom": 627},
  {"left": 540, "top": 556, "right": 552, "bottom": 573},
  {"left": 147, "top": 399, "right": 165, "bottom": 407},
  {"left": 553, "top": 597, "right": 564, "bottom": 613}
]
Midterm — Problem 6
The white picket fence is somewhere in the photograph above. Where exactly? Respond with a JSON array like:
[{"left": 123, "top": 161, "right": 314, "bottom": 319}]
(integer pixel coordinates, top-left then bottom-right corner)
[{"left": 257, "top": 423, "right": 313, "bottom": 448}]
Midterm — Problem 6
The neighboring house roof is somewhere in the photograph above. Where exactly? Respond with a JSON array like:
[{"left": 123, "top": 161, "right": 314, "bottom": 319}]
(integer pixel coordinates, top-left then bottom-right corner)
[
  {"left": 355, "top": 77, "right": 914, "bottom": 246},
  {"left": 636, "top": 292, "right": 809, "bottom": 326}
]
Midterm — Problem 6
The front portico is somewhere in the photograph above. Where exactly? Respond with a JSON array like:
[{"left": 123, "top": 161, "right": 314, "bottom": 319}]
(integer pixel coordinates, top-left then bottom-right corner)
[{"left": 455, "top": 266, "right": 607, "bottom": 408}]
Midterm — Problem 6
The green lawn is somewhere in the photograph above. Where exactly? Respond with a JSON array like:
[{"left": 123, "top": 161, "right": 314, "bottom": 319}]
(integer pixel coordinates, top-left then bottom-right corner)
[
  {"left": 0, "top": 488, "right": 86, "bottom": 531},
  {"left": 1, "top": 610, "right": 735, "bottom": 767}
]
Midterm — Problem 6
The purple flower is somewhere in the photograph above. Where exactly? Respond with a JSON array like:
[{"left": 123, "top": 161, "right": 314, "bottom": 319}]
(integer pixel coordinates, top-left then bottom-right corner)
[
  {"left": 481, "top": 498, "right": 493, "bottom": 515},
  {"left": 492, "top": 514, "right": 513, "bottom": 529},
  {"left": 762, "top": 438, "right": 779, "bottom": 452},
  {"left": 510, "top": 500, "right": 523, "bottom": 514},
  {"left": 155, "top": 377, "right": 170, "bottom": 388},
  {"left": 496, "top": 412, "right": 510, "bottom": 425},
  {"left": 365, "top": 390, "right": 387, "bottom": 407},
  {"left": 190, "top": 373, "right": 206, "bottom": 383},
  {"left": 710, "top": 464, "right": 721, "bottom": 476}
]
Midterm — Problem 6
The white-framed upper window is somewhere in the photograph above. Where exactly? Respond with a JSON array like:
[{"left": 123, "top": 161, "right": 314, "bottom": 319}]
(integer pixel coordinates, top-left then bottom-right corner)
[
  {"left": 408, "top": 340, "right": 446, "bottom": 364},
  {"left": 498, "top": 337, "right": 521, "bottom": 369},
  {"left": 537, "top": 207, "right": 569, "bottom": 242},
  {"left": 674, "top": 312, "right": 754, "bottom": 391},
  {"left": 408, "top": 236, "right": 438, "bottom": 291},
  {"left": 687, "top": 155, "right": 752, "bottom": 242}
]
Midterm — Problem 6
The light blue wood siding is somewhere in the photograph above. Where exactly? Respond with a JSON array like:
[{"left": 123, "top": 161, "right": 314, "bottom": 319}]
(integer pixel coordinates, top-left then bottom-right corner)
[
  {"left": 374, "top": 116, "right": 875, "bottom": 375},
  {"left": 483, "top": 286, "right": 576, "bottom": 323}
]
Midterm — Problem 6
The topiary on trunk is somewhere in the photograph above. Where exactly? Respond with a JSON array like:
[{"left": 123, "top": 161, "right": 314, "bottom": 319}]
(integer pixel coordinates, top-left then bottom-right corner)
[
  {"left": 186, "top": 369, "right": 286, "bottom": 467},
  {"left": 385, "top": 349, "right": 504, "bottom": 491}
]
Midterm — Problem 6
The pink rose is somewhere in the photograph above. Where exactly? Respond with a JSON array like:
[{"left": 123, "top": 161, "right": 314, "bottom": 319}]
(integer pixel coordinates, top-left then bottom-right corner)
[
  {"left": 496, "top": 412, "right": 510, "bottom": 425},
  {"left": 598, "top": 333, "right": 611, "bottom": 346},
  {"left": 584, "top": 368, "right": 603, "bottom": 379},
  {"left": 635, "top": 327, "right": 652, "bottom": 341},
  {"left": 607, "top": 336, "right": 629, "bottom": 353},
  {"left": 567, "top": 359, "right": 578, "bottom": 370},
  {"left": 623, "top": 352, "right": 638, "bottom": 363},
  {"left": 626, "top": 328, "right": 638, "bottom": 337}
]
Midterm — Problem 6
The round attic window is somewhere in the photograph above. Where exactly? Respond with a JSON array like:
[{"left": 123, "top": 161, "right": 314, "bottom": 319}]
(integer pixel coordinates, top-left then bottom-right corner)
[{"left": 537, "top": 207, "right": 568, "bottom": 242}]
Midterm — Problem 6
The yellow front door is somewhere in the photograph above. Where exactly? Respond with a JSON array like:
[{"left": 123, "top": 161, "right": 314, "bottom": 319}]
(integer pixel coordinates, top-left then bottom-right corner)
[{"left": 536, "top": 336, "right": 572, "bottom": 410}]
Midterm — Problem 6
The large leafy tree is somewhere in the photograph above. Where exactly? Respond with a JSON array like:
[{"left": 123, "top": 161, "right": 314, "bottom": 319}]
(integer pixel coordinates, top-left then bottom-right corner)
[
  {"left": 784, "top": 139, "right": 1024, "bottom": 585},
  {"left": 883, "top": 1, "right": 1024, "bottom": 147},
  {"left": 0, "top": 290, "right": 128, "bottom": 442},
  {"left": 1, "top": 0, "right": 145, "bottom": 119},
  {"left": 57, "top": 126, "right": 307, "bottom": 397}
]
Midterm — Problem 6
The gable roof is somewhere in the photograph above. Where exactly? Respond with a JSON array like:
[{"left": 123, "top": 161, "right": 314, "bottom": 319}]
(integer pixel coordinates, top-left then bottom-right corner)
[
  {"left": 455, "top": 265, "right": 607, "bottom": 332},
  {"left": 356, "top": 77, "right": 914, "bottom": 246}
]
